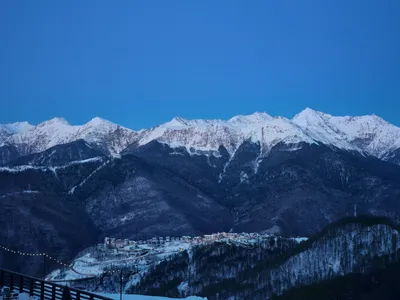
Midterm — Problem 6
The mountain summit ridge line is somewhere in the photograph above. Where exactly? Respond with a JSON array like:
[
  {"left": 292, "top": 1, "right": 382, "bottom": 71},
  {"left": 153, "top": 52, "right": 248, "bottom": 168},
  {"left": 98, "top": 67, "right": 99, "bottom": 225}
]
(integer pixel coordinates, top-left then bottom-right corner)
[
  {"left": 1, "top": 107, "right": 400, "bottom": 161},
  {"left": 0, "top": 107, "right": 394, "bottom": 130}
]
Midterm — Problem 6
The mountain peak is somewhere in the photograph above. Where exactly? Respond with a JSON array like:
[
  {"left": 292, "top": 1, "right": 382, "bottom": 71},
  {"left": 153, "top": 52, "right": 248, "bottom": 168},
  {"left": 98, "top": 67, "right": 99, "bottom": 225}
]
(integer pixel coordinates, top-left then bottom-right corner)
[
  {"left": 2, "top": 121, "right": 33, "bottom": 134},
  {"left": 291, "top": 108, "right": 327, "bottom": 125},
  {"left": 87, "top": 117, "right": 114, "bottom": 127},
  {"left": 162, "top": 117, "right": 192, "bottom": 128},
  {"left": 362, "top": 113, "right": 391, "bottom": 125},
  {"left": 228, "top": 112, "right": 273, "bottom": 124},
  {"left": 294, "top": 107, "right": 322, "bottom": 117},
  {"left": 39, "top": 117, "right": 70, "bottom": 127}
]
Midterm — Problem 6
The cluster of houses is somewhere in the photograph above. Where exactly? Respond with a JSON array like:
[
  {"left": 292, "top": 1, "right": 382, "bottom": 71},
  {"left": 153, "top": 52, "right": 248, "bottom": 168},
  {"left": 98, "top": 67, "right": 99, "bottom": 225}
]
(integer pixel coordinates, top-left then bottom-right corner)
[
  {"left": 104, "top": 231, "right": 265, "bottom": 250},
  {"left": 104, "top": 235, "right": 195, "bottom": 249},
  {"left": 203, "top": 232, "right": 263, "bottom": 243}
]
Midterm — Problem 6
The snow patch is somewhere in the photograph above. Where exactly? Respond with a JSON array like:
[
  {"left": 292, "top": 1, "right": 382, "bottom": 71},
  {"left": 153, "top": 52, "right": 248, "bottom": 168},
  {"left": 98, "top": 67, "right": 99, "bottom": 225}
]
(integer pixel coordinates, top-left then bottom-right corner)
[{"left": 69, "top": 160, "right": 109, "bottom": 194}]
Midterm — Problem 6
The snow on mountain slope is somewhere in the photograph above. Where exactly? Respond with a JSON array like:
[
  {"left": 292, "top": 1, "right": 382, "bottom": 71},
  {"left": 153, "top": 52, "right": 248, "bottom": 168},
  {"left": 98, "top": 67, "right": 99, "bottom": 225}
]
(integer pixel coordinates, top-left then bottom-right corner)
[
  {"left": 137, "top": 117, "right": 242, "bottom": 154},
  {"left": 2, "top": 109, "right": 400, "bottom": 161},
  {"left": 2, "top": 117, "right": 138, "bottom": 156},
  {"left": 229, "top": 114, "right": 316, "bottom": 153},
  {"left": 0, "top": 127, "right": 12, "bottom": 141},
  {"left": 71, "top": 117, "right": 139, "bottom": 155},
  {"left": 137, "top": 112, "right": 317, "bottom": 155},
  {"left": 0, "top": 122, "right": 33, "bottom": 140},
  {"left": 3, "top": 121, "right": 34, "bottom": 133},
  {"left": 328, "top": 114, "right": 400, "bottom": 158},
  {"left": 228, "top": 111, "right": 274, "bottom": 125},
  {"left": 292, "top": 108, "right": 400, "bottom": 158}
]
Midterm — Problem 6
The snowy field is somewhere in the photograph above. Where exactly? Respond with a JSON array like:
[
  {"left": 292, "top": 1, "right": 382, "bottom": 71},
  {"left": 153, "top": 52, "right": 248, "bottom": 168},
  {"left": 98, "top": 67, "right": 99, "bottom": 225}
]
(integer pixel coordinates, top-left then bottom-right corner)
[{"left": 47, "top": 240, "right": 194, "bottom": 282}]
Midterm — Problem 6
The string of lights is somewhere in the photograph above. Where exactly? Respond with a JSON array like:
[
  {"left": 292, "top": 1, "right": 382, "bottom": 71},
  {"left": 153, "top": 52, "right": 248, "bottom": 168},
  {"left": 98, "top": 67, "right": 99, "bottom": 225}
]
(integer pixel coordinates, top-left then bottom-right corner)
[
  {"left": 0, "top": 245, "right": 138, "bottom": 276},
  {"left": 0, "top": 245, "right": 69, "bottom": 268}
]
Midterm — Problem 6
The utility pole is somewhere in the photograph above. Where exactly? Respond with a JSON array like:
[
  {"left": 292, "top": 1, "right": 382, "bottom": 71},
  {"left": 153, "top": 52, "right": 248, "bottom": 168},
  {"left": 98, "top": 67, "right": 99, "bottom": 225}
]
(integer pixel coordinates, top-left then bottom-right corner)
[
  {"left": 119, "top": 270, "right": 123, "bottom": 300},
  {"left": 43, "top": 255, "right": 46, "bottom": 280}
]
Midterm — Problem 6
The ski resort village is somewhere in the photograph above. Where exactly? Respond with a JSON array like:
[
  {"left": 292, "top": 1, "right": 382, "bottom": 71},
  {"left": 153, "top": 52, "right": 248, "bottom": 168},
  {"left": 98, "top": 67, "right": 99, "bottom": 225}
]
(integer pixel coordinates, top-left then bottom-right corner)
[
  {"left": 103, "top": 232, "right": 289, "bottom": 250},
  {"left": 46, "top": 232, "right": 308, "bottom": 283}
]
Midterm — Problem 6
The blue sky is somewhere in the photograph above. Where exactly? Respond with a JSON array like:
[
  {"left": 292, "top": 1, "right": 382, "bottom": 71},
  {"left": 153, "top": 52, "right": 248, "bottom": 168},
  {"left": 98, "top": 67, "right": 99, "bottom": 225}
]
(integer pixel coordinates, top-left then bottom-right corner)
[{"left": 1, "top": 0, "right": 399, "bottom": 129}]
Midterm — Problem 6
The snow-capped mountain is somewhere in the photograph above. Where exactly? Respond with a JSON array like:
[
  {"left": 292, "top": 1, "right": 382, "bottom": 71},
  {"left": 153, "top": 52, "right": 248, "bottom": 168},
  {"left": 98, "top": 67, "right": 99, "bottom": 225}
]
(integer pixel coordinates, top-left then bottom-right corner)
[
  {"left": 292, "top": 108, "right": 400, "bottom": 158},
  {"left": 1, "top": 117, "right": 138, "bottom": 156},
  {"left": 1, "top": 108, "right": 400, "bottom": 163},
  {"left": 135, "top": 108, "right": 400, "bottom": 160},
  {"left": 3, "top": 111, "right": 400, "bottom": 283},
  {"left": 137, "top": 117, "right": 242, "bottom": 155},
  {"left": 136, "top": 112, "right": 316, "bottom": 156},
  {"left": 0, "top": 121, "right": 33, "bottom": 140}
]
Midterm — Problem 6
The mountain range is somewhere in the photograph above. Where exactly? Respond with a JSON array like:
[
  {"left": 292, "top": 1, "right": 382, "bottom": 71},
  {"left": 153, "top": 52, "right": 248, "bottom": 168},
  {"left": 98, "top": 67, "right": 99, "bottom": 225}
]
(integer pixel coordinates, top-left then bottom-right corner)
[
  {"left": 1, "top": 108, "right": 400, "bottom": 278},
  {"left": 1, "top": 108, "right": 400, "bottom": 163}
]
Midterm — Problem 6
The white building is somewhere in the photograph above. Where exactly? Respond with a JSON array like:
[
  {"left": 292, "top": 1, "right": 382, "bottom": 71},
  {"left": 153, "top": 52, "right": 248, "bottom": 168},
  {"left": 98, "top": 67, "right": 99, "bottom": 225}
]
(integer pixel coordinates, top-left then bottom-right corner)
[{"left": 115, "top": 239, "right": 125, "bottom": 248}]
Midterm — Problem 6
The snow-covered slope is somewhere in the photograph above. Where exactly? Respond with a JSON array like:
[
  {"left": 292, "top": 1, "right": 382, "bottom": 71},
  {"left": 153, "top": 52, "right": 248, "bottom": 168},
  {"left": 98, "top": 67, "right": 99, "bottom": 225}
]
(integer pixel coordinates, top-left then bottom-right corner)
[
  {"left": 137, "top": 109, "right": 400, "bottom": 159},
  {"left": 0, "top": 127, "right": 12, "bottom": 141},
  {"left": 0, "top": 121, "right": 33, "bottom": 140},
  {"left": 2, "top": 109, "right": 400, "bottom": 161},
  {"left": 1, "top": 117, "right": 138, "bottom": 156},
  {"left": 292, "top": 108, "right": 400, "bottom": 158},
  {"left": 3, "top": 121, "right": 34, "bottom": 133},
  {"left": 137, "top": 117, "right": 242, "bottom": 155},
  {"left": 137, "top": 112, "right": 316, "bottom": 156}
]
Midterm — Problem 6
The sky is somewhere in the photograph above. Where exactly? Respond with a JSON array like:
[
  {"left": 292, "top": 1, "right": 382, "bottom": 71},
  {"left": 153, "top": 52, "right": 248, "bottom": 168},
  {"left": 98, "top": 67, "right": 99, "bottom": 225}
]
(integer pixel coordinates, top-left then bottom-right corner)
[{"left": 0, "top": 0, "right": 399, "bottom": 130}]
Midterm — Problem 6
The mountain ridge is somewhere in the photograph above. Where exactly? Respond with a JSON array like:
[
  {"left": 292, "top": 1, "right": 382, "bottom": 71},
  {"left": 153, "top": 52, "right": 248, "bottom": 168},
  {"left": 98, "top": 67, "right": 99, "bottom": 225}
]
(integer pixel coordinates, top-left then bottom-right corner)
[{"left": 1, "top": 108, "right": 400, "bottom": 165}]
